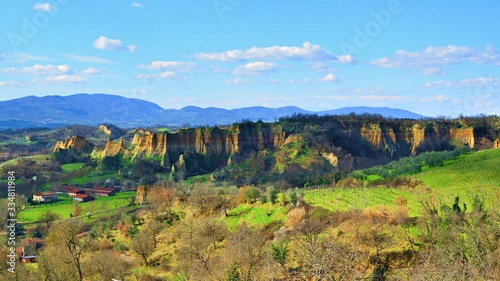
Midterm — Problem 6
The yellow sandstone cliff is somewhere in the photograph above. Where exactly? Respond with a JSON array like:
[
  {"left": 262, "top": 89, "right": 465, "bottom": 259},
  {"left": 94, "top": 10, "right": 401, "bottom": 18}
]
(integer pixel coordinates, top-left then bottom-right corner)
[
  {"left": 355, "top": 122, "right": 475, "bottom": 154},
  {"left": 129, "top": 124, "right": 288, "bottom": 166},
  {"left": 450, "top": 127, "right": 475, "bottom": 148},
  {"left": 53, "top": 121, "right": 483, "bottom": 177},
  {"left": 53, "top": 135, "right": 94, "bottom": 153},
  {"left": 100, "top": 139, "right": 126, "bottom": 157}
]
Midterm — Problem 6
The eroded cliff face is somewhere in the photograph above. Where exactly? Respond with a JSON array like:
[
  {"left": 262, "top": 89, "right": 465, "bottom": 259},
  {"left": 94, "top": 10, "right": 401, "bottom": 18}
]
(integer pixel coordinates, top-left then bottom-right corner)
[
  {"left": 320, "top": 151, "right": 338, "bottom": 167},
  {"left": 100, "top": 139, "right": 126, "bottom": 157},
  {"left": 135, "top": 185, "right": 148, "bottom": 204},
  {"left": 450, "top": 127, "right": 475, "bottom": 148},
  {"left": 348, "top": 121, "right": 475, "bottom": 154},
  {"left": 359, "top": 123, "right": 385, "bottom": 149},
  {"left": 98, "top": 125, "right": 112, "bottom": 137},
  {"left": 132, "top": 132, "right": 167, "bottom": 159},
  {"left": 54, "top": 122, "right": 479, "bottom": 164},
  {"left": 130, "top": 123, "right": 287, "bottom": 167},
  {"left": 53, "top": 135, "right": 94, "bottom": 154},
  {"left": 53, "top": 119, "right": 490, "bottom": 181}
]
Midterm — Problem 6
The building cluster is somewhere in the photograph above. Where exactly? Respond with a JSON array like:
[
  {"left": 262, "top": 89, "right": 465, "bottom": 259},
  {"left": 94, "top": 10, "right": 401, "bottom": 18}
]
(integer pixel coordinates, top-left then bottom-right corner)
[{"left": 32, "top": 186, "right": 120, "bottom": 203}]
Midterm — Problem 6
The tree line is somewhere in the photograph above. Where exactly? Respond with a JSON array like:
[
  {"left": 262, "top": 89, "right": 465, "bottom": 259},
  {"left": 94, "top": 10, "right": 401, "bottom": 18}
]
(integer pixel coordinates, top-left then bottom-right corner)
[{"left": 349, "top": 145, "right": 471, "bottom": 181}]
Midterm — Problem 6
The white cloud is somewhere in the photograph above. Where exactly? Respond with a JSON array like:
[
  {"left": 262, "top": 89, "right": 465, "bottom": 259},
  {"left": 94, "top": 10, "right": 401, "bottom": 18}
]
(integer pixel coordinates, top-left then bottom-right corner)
[
  {"left": 136, "top": 61, "right": 195, "bottom": 80},
  {"left": 317, "top": 73, "right": 340, "bottom": 83},
  {"left": 360, "top": 95, "right": 406, "bottom": 101},
  {"left": 420, "top": 67, "right": 446, "bottom": 76},
  {"left": 371, "top": 45, "right": 500, "bottom": 73},
  {"left": 12, "top": 53, "right": 56, "bottom": 63},
  {"left": 33, "top": 75, "right": 87, "bottom": 84},
  {"left": 337, "top": 55, "right": 355, "bottom": 64},
  {"left": 61, "top": 54, "right": 115, "bottom": 64},
  {"left": 209, "top": 66, "right": 230, "bottom": 73},
  {"left": 136, "top": 71, "right": 179, "bottom": 80},
  {"left": 309, "top": 62, "right": 336, "bottom": 73},
  {"left": 0, "top": 81, "right": 23, "bottom": 87},
  {"left": 434, "top": 94, "right": 447, "bottom": 102},
  {"left": 33, "top": 3, "right": 54, "bottom": 11},
  {"left": 128, "top": 45, "right": 139, "bottom": 52},
  {"left": 288, "top": 78, "right": 311, "bottom": 84},
  {"left": 93, "top": 36, "right": 138, "bottom": 52},
  {"left": 422, "top": 77, "right": 500, "bottom": 89},
  {"left": 225, "top": 78, "right": 254, "bottom": 85},
  {"left": 311, "top": 95, "right": 350, "bottom": 101},
  {"left": 135, "top": 74, "right": 152, "bottom": 79},
  {"left": 4, "top": 64, "right": 73, "bottom": 75},
  {"left": 232, "top": 62, "right": 278, "bottom": 75},
  {"left": 420, "top": 94, "right": 449, "bottom": 103},
  {"left": 196, "top": 42, "right": 340, "bottom": 62},
  {"left": 422, "top": 80, "right": 454, "bottom": 89},
  {"left": 131, "top": 2, "right": 144, "bottom": 8},
  {"left": 82, "top": 67, "right": 101, "bottom": 75},
  {"left": 138, "top": 61, "right": 196, "bottom": 72},
  {"left": 160, "top": 71, "right": 178, "bottom": 79},
  {"left": 0, "top": 51, "right": 4, "bottom": 62}
]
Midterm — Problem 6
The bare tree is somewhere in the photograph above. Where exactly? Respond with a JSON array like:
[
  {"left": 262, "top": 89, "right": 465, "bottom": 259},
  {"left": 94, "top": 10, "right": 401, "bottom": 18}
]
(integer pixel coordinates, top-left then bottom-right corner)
[
  {"left": 200, "top": 219, "right": 228, "bottom": 250},
  {"left": 41, "top": 218, "right": 89, "bottom": 281},
  {"left": 131, "top": 232, "right": 155, "bottom": 267},
  {"left": 84, "top": 249, "right": 134, "bottom": 281},
  {"left": 225, "top": 223, "right": 265, "bottom": 281},
  {"left": 0, "top": 199, "right": 8, "bottom": 228},
  {"left": 217, "top": 186, "right": 238, "bottom": 217},
  {"left": 147, "top": 186, "right": 175, "bottom": 221},
  {"left": 144, "top": 220, "right": 165, "bottom": 248},
  {"left": 176, "top": 218, "right": 222, "bottom": 280},
  {"left": 189, "top": 183, "right": 222, "bottom": 215}
]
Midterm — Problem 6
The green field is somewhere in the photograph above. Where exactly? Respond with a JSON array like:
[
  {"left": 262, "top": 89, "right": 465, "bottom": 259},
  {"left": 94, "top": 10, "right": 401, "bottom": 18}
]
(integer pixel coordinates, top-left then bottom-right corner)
[
  {"left": 304, "top": 187, "right": 421, "bottom": 215},
  {"left": 0, "top": 154, "right": 52, "bottom": 168},
  {"left": 63, "top": 172, "right": 120, "bottom": 185},
  {"left": 61, "top": 162, "right": 84, "bottom": 172},
  {"left": 18, "top": 192, "right": 136, "bottom": 223},
  {"left": 225, "top": 203, "right": 289, "bottom": 228},
  {"left": 300, "top": 149, "right": 500, "bottom": 216},
  {"left": 413, "top": 148, "right": 500, "bottom": 208}
]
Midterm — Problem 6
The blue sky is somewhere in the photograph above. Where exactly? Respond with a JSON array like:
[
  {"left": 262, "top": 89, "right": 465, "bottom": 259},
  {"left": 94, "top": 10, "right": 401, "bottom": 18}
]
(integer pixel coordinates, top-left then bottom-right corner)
[{"left": 0, "top": 0, "right": 499, "bottom": 117}]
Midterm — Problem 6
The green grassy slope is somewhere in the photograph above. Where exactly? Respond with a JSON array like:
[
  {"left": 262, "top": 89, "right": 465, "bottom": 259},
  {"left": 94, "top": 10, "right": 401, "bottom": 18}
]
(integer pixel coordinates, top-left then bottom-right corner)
[
  {"left": 413, "top": 149, "right": 500, "bottom": 209},
  {"left": 304, "top": 187, "right": 420, "bottom": 215},
  {"left": 413, "top": 149, "right": 500, "bottom": 207},
  {"left": 61, "top": 162, "right": 85, "bottom": 172},
  {"left": 300, "top": 149, "right": 500, "bottom": 217},
  {"left": 18, "top": 192, "right": 136, "bottom": 223},
  {"left": 0, "top": 154, "right": 52, "bottom": 167},
  {"left": 225, "top": 203, "right": 289, "bottom": 229}
]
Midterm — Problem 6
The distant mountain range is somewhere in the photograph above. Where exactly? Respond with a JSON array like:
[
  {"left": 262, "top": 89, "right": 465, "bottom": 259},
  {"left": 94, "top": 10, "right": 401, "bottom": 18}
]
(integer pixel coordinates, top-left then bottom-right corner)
[{"left": 0, "top": 94, "right": 426, "bottom": 129}]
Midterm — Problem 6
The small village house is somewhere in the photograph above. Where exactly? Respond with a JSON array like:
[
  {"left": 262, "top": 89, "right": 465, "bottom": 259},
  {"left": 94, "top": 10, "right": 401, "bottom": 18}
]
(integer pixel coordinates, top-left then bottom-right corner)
[
  {"left": 55, "top": 185, "right": 78, "bottom": 194},
  {"left": 73, "top": 194, "right": 95, "bottom": 202},
  {"left": 90, "top": 187, "right": 118, "bottom": 197},
  {"left": 68, "top": 189, "right": 86, "bottom": 197},
  {"left": 32, "top": 192, "right": 58, "bottom": 203},
  {"left": 17, "top": 237, "right": 43, "bottom": 263}
]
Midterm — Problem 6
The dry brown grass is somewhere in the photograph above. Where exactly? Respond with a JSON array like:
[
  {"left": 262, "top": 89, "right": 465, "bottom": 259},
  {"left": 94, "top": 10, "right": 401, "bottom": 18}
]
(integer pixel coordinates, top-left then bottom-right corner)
[
  {"left": 285, "top": 207, "right": 307, "bottom": 229},
  {"left": 362, "top": 205, "right": 409, "bottom": 225}
]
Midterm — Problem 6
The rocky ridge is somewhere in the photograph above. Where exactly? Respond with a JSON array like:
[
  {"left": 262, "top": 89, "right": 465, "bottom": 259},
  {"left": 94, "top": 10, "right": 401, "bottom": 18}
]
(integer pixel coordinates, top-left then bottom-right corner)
[{"left": 53, "top": 119, "right": 496, "bottom": 178}]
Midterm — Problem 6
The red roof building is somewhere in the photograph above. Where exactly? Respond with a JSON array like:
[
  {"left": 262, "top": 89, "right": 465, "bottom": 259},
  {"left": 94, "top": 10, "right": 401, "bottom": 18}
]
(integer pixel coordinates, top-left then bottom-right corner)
[
  {"left": 69, "top": 189, "right": 86, "bottom": 197},
  {"left": 73, "top": 194, "right": 94, "bottom": 202},
  {"left": 91, "top": 187, "right": 118, "bottom": 196}
]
